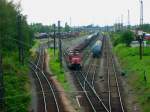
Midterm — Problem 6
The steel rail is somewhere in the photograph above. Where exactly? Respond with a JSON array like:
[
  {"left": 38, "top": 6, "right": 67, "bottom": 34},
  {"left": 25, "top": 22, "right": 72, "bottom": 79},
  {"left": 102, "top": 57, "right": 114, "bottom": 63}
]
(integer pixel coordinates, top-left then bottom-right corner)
[
  {"left": 76, "top": 75, "right": 97, "bottom": 112},
  {"left": 76, "top": 71, "right": 110, "bottom": 112},
  {"left": 30, "top": 66, "right": 48, "bottom": 112},
  {"left": 110, "top": 52, "right": 125, "bottom": 112},
  {"left": 30, "top": 61, "right": 60, "bottom": 112},
  {"left": 91, "top": 59, "right": 98, "bottom": 88},
  {"left": 104, "top": 37, "right": 112, "bottom": 112},
  {"left": 37, "top": 49, "right": 60, "bottom": 112},
  {"left": 105, "top": 36, "right": 125, "bottom": 112},
  {"left": 30, "top": 47, "right": 60, "bottom": 112}
]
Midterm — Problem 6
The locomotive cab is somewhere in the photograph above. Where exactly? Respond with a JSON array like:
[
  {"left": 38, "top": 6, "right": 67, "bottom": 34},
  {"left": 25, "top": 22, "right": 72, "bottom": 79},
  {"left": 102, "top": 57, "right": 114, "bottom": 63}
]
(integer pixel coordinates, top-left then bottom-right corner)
[{"left": 68, "top": 50, "right": 82, "bottom": 69}]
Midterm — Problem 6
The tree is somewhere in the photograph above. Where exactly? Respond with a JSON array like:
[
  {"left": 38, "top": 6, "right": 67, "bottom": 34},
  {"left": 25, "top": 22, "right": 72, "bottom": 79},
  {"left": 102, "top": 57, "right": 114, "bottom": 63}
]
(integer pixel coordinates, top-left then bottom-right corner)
[
  {"left": 121, "top": 30, "right": 134, "bottom": 46},
  {"left": 64, "top": 22, "right": 70, "bottom": 32},
  {"left": 0, "top": 0, "right": 34, "bottom": 111}
]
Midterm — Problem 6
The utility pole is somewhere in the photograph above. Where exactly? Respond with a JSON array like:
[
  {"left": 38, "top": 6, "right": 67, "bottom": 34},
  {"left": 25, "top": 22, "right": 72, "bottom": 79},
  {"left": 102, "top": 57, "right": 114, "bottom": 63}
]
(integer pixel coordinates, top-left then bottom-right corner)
[
  {"left": 53, "top": 24, "right": 56, "bottom": 56},
  {"left": 121, "top": 14, "right": 123, "bottom": 30},
  {"left": 139, "top": 36, "right": 143, "bottom": 60},
  {"left": 58, "top": 21, "right": 62, "bottom": 67},
  {"left": 69, "top": 17, "right": 72, "bottom": 32},
  {"left": 69, "top": 17, "right": 72, "bottom": 27},
  {"left": 17, "top": 14, "right": 24, "bottom": 65},
  {"left": 137, "top": 30, "right": 144, "bottom": 60},
  {"left": 0, "top": 29, "right": 4, "bottom": 111},
  {"left": 140, "top": 0, "right": 143, "bottom": 27},
  {"left": 138, "top": 0, "right": 144, "bottom": 60},
  {"left": 128, "top": 9, "right": 130, "bottom": 29},
  {"left": 0, "top": 54, "right": 4, "bottom": 110}
]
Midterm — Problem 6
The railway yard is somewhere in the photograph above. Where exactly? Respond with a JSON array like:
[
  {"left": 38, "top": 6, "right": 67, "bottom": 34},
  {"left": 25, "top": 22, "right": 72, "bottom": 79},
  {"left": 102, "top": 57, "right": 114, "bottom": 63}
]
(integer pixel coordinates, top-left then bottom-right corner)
[
  {"left": 2, "top": 1, "right": 150, "bottom": 112},
  {"left": 27, "top": 33, "right": 131, "bottom": 112}
]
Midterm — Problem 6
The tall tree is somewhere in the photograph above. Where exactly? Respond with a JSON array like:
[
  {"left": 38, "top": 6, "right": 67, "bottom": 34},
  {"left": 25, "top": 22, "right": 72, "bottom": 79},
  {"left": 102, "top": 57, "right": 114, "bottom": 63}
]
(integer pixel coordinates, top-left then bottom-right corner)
[{"left": 64, "top": 22, "right": 70, "bottom": 32}]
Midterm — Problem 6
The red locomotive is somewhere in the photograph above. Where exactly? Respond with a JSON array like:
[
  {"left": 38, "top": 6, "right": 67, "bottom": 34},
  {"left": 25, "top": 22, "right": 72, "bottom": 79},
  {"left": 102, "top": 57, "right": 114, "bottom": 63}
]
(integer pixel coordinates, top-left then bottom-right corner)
[
  {"left": 66, "top": 49, "right": 82, "bottom": 69},
  {"left": 65, "top": 32, "right": 99, "bottom": 69}
]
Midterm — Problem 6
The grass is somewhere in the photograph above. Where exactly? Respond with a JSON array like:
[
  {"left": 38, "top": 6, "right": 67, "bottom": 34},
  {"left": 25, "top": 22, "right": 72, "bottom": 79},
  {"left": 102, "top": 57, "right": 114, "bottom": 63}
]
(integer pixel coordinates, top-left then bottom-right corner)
[
  {"left": 48, "top": 48, "right": 71, "bottom": 91},
  {"left": 114, "top": 44, "right": 150, "bottom": 112},
  {"left": 3, "top": 52, "right": 30, "bottom": 112},
  {"left": 29, "top": 39, "right": 40, "bottom": 58}
]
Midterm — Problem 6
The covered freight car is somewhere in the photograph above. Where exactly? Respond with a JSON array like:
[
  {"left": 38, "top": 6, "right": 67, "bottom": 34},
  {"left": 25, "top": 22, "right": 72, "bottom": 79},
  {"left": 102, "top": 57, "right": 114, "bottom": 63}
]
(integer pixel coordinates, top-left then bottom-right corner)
[{"left": 92, "top": 40, "right": 102, "bottom": 58}]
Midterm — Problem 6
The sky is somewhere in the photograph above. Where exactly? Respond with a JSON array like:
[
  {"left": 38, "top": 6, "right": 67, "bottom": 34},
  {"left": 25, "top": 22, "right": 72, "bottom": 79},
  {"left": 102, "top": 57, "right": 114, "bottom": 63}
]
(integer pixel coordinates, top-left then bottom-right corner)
[{"left": 12, "top": 0, "right": 150, "bottom": 26}]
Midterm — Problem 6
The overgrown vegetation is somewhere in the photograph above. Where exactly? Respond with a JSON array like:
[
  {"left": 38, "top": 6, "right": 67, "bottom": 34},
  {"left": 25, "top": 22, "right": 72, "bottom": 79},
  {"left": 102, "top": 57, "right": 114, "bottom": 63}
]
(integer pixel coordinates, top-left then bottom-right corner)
[
  {"left": 114, "top": 44, "right": 150, "bottom": 112},
  {"left": 111, "top": 30, "right": 150, "bottom": 112},
  {"left": 139, "top": 24, "right": 150, "bottom": 33},
  {"left": 48, "top": 49, "right": 71, "bottom": 91},
  {"left": 111, "top": 30, "right": 134, "bottom": 46},
  {"left": 0, "top": 0, "right": 33, "bottom": 111},
  {"left": 4, "top": 53, "right": 30, "bottom": 112}
]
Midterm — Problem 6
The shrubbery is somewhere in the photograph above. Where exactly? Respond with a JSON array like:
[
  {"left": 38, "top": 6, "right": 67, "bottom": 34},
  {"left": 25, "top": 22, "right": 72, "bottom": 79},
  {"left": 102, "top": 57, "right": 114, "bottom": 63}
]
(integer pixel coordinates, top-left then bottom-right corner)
[
  {"left": 114, "top": 44, "right": 150, "bottom": 112},
  {"left": 112, "top": 30, "right": 134, "bottom": 46},
  {"left": 0, "top": 0, "right": 33, "bottom": 111}
]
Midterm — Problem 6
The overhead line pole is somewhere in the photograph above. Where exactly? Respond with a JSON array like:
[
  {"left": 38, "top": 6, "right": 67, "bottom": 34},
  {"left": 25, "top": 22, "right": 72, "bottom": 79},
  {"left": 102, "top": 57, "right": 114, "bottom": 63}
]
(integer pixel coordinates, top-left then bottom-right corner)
[
  {"left": 0, "top": 18, "right": 4, "bottom": 110},
  {"left": 137, "top": 0, "right": 144, "bottom": 60},
  {"left": 53, "top": 24, "right": 56, "bottom": 56},
  {"left": 58, "top": 21, "right": 62, "bottom": 67},
  {"left": 17, "top": 14, "right": 24, "bottom": 65},
  {"left": 140, "top": 0, "right": 143, "bottom": 27},
  {"left": 128, "top": 9, "right": 130, "bottom": 29}
]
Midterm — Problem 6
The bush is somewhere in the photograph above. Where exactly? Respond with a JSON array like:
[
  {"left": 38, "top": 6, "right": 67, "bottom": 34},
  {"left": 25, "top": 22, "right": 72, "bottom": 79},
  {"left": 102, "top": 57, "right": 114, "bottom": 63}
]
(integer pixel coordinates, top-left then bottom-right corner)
[
  {"left": 120, "top": 30, "right": 134, "bottom": 46},
  {"left": 112, "top": 30, "right": 134, "bottom": 46}
]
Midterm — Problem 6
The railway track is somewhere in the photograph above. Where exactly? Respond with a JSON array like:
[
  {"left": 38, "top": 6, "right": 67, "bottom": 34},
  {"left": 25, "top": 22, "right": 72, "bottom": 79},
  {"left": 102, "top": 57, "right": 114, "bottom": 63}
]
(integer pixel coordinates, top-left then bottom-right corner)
[
  {"left": 73, "top": 70, "right": 109, "bottom": 112},
  {"left": 29, "top": 47, "right": 61, "bottom": 112},
  {"left": 71, "top": 35, "right": 125, "bottom": 112},
  {"left": 71, "top": 36, "right": 110, "bottom": 112},
  {"left": 103, "top": 36, "right": 125, "bottom": 112}
]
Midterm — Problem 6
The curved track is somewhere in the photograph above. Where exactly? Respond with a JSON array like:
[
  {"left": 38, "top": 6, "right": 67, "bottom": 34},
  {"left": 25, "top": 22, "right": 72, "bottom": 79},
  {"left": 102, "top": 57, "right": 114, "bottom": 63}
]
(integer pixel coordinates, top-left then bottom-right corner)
[{"left": 30, "top": 47, "right": 60, "bottom": 112}]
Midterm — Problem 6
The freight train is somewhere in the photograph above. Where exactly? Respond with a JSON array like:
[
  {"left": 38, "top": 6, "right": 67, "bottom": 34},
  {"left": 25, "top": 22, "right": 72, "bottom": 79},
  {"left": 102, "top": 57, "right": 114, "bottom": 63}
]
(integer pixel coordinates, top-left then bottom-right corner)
[
  {"left": 91, "top": 39, "right": 102, "bottom": 58},
  {"left": 66, "top": 32, "right": 99, "bottom": 69}
]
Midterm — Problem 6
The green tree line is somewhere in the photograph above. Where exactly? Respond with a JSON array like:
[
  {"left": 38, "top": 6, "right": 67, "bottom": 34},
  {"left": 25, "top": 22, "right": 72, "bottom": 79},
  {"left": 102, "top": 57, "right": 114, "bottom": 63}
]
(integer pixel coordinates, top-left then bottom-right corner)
[
  {"left": 0, "top": 0, "right": 33, "bottom": 54},
  {"left": 30, "top": 22, "right": 71, "bottom": 33},
  {"left": 0, "top": 0, "right": 33, "bottom": 111}
]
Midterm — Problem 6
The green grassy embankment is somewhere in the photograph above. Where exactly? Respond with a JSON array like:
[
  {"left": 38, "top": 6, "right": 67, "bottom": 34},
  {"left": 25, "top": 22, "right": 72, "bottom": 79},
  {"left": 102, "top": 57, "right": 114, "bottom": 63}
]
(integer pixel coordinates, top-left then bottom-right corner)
[
  {"left": 114, "top": 44, "right": 150, "bottom": 112},
  {"left": 4, "top": 52, "right": 30, "bottom": 112},
  {"left": 29, "top": 39, "right": 40, "bottom": 58},
  {"left": 48, "top": 49, "right": 71, "bottom": 91},
  {"left": 4, "top": 39, "right": 41, "bottom": 112}
]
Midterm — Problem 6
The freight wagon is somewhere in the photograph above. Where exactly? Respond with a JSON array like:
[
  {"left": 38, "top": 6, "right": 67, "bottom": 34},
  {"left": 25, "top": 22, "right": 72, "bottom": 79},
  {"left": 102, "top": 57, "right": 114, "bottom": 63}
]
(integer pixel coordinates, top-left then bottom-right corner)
[
  {"left": 66, "top": 33, "right": 99, "bottom": 69},
  {"left": 92, "top": 40, "right": 102, "bottom": 58}
]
